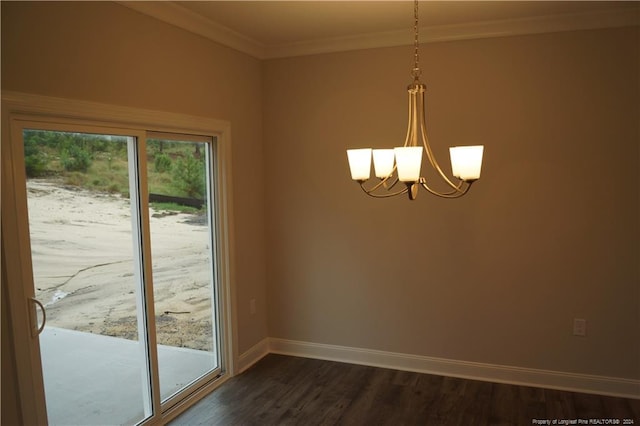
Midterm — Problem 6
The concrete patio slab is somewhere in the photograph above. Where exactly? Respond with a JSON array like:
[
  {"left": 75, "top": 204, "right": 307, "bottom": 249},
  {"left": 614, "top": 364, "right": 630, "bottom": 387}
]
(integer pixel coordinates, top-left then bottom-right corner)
[{"left": 41, "top": 327, "right": 217, "bottom": 425}]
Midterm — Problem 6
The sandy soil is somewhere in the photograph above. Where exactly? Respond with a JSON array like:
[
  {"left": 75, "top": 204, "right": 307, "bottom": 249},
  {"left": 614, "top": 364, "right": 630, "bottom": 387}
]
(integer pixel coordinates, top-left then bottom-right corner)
[{"left": 27, "top": 180, "right": 214, "bottom": 351}]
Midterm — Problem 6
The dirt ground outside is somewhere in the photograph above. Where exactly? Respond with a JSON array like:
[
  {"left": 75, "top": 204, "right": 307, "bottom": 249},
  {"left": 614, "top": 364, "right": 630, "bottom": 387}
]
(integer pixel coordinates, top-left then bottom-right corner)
[{"left": 27, "top": 179, "right": 215, "bottom": 351}]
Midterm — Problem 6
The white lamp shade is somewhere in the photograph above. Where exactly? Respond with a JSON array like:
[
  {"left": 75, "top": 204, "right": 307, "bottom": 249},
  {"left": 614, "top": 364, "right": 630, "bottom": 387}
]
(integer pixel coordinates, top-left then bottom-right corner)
[
  {"left": 449, "top": 145, "right": 484, "bottom": 180},
  {"left": 394, "top": 146, "right": 423, "bottom": 182},
  {"left": 346, "top": 148, "right": 372, "bottom": 181},
  {"left": 372, "top": 149, "right": 395, "bottom": 178}
]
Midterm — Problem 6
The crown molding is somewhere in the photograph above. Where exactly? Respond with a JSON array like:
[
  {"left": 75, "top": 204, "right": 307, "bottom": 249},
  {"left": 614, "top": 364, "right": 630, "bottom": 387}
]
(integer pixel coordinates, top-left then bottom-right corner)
[
  {"left": 118, "top": 1, "right": 266, "bottom": 58},
  {"left": 267, "top": 6, "right": 640, "bottom": 58},
  {"left": 119, "top": 2, "right": 639, "bottom": 60}
]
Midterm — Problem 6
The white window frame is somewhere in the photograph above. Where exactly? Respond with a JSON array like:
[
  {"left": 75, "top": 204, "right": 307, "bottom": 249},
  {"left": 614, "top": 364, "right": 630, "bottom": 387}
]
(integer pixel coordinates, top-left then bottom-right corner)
[{"left": 1, "top": 91, "right": 239, "bottom": 425}]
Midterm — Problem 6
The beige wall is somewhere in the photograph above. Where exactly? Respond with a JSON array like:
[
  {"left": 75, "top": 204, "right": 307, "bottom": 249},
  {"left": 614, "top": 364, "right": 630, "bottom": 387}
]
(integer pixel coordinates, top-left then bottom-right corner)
[
  {"left": 264, "top": 27, "right": 639, "bottom": 379},
  {"left": 1, "top": 0, "right": 267, "bottom": 363}
]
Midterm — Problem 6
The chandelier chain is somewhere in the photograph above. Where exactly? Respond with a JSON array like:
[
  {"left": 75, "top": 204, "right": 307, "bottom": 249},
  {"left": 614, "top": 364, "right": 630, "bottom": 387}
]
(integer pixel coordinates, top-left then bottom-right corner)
[{"left": 412, "top": 0, "right": 421, "bottom": 81}]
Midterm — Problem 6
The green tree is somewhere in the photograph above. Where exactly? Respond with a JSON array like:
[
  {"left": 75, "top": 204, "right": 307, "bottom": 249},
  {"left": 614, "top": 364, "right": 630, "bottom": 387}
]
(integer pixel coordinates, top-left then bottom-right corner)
[
  {"left": 23, "top": 137, "right": 49, "bottom": 177},
  {"left": 154, "top": 153, "right": 172, "bottom": 173},
  {"left": 60, "top": 143, "right": 92, "bottom": 172},
  {"left": 172, "top": 155, "right": 205, "bottom": 198}
]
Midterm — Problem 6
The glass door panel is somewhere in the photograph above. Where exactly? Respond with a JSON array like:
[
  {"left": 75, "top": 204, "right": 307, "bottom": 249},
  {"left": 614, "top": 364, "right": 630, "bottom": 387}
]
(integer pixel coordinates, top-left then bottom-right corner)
[
  {"left": 146, "top": 135, "right": 220, "bottom": 402},
  {"left": 24, "top": 129, "right": 152, "bottom": 425}
]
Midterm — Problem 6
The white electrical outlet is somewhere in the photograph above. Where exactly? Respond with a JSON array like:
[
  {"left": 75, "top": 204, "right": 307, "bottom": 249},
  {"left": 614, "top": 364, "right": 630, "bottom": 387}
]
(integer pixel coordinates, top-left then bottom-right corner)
[
  {"left": 573, "top": 318, "right": 587, "bottom": 336},
  {"left": 250, "top": 298, "right": 256, "bottom": 315}
]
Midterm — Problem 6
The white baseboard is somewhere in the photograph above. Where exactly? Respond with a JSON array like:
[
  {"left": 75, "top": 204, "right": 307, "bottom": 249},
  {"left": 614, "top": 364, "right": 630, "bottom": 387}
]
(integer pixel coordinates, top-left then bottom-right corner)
[
  {"left": 268, "top": 338, "right": 640, "bottom": 400},
  {"left": 237, "top": 337, "right": 270, "bottom": 374}
]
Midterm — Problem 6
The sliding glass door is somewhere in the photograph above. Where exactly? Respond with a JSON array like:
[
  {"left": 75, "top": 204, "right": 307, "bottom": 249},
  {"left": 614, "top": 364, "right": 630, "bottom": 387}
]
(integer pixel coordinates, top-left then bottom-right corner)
[
  {"left": 145, "top": 133, "right": 221, "bottom": 404},
  {"left": 10, "top": 121, "right": 223, "bottom": 424},
  {"left": 26, "top": 129, "right": 153, "bottom": 425}
]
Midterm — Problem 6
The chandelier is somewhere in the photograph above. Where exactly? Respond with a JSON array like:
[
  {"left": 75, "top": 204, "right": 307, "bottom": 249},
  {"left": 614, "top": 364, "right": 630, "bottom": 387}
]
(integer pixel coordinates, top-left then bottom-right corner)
[{"left": 346, "top": 0, "right": 484, "bottom": 200}]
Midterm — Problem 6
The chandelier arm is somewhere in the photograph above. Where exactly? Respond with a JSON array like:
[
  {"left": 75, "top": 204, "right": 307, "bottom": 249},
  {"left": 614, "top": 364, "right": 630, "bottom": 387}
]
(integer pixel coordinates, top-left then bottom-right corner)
[
  {"left": 366, "top": 173, "right": 398, "bottom": 192},
  {"left": 419, "top": 179, "right": 472, "bottom": 198},
  {"left": 359, "top": 182, "right": 409, "bottom": 198},
  {"left": 381, "top": 163, "right": 401, "bottom": 189},
  {"left": 420, "top": 119, "right": 466, "bottom": 191},
  {"left": 411, "top": 81, "right": 468, "bottom": 191},
  {"left": 403, "top": 92, "right": 415, "bottom": 147},
  {"left": 381, "top": 176, "right": 401, "bottom": 190},
  {"left": 421, "top": 175, "right": 469, "bottom": 195},
  {"left": 371, "top": 152, "right": 402, "bottom": 189}
]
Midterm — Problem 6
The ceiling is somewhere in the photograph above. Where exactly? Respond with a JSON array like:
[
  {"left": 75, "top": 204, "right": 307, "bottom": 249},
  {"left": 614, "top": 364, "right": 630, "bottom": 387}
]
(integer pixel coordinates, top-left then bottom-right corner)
[{"left": 121, "top": 1, "right": 639, "bottom": 59}]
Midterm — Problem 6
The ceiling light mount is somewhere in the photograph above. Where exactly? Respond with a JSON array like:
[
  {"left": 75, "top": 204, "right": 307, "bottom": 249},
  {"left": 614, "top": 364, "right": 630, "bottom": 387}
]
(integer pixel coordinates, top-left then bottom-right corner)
[{"left": 346, "top": 0, "right": 484, "bottom": 200}]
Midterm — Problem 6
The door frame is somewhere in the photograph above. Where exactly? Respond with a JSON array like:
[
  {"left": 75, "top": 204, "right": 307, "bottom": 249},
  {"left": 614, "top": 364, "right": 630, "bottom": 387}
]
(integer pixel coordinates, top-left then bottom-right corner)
[{"left": 1, "top": 91, "right": 239, "bottom": 424}]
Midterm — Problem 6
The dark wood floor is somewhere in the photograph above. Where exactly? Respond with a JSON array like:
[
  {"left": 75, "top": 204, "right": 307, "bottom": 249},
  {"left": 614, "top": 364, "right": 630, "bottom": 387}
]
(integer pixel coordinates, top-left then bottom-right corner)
[{"left": 171, "top": 354, "right": 640, "bottom": 425}]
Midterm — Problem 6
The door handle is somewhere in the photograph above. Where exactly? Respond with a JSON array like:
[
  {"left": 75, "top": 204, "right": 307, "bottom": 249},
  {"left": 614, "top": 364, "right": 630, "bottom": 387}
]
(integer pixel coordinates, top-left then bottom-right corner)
[{"left": 30, "top": 297, "right": 46, "bottom": 337}]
